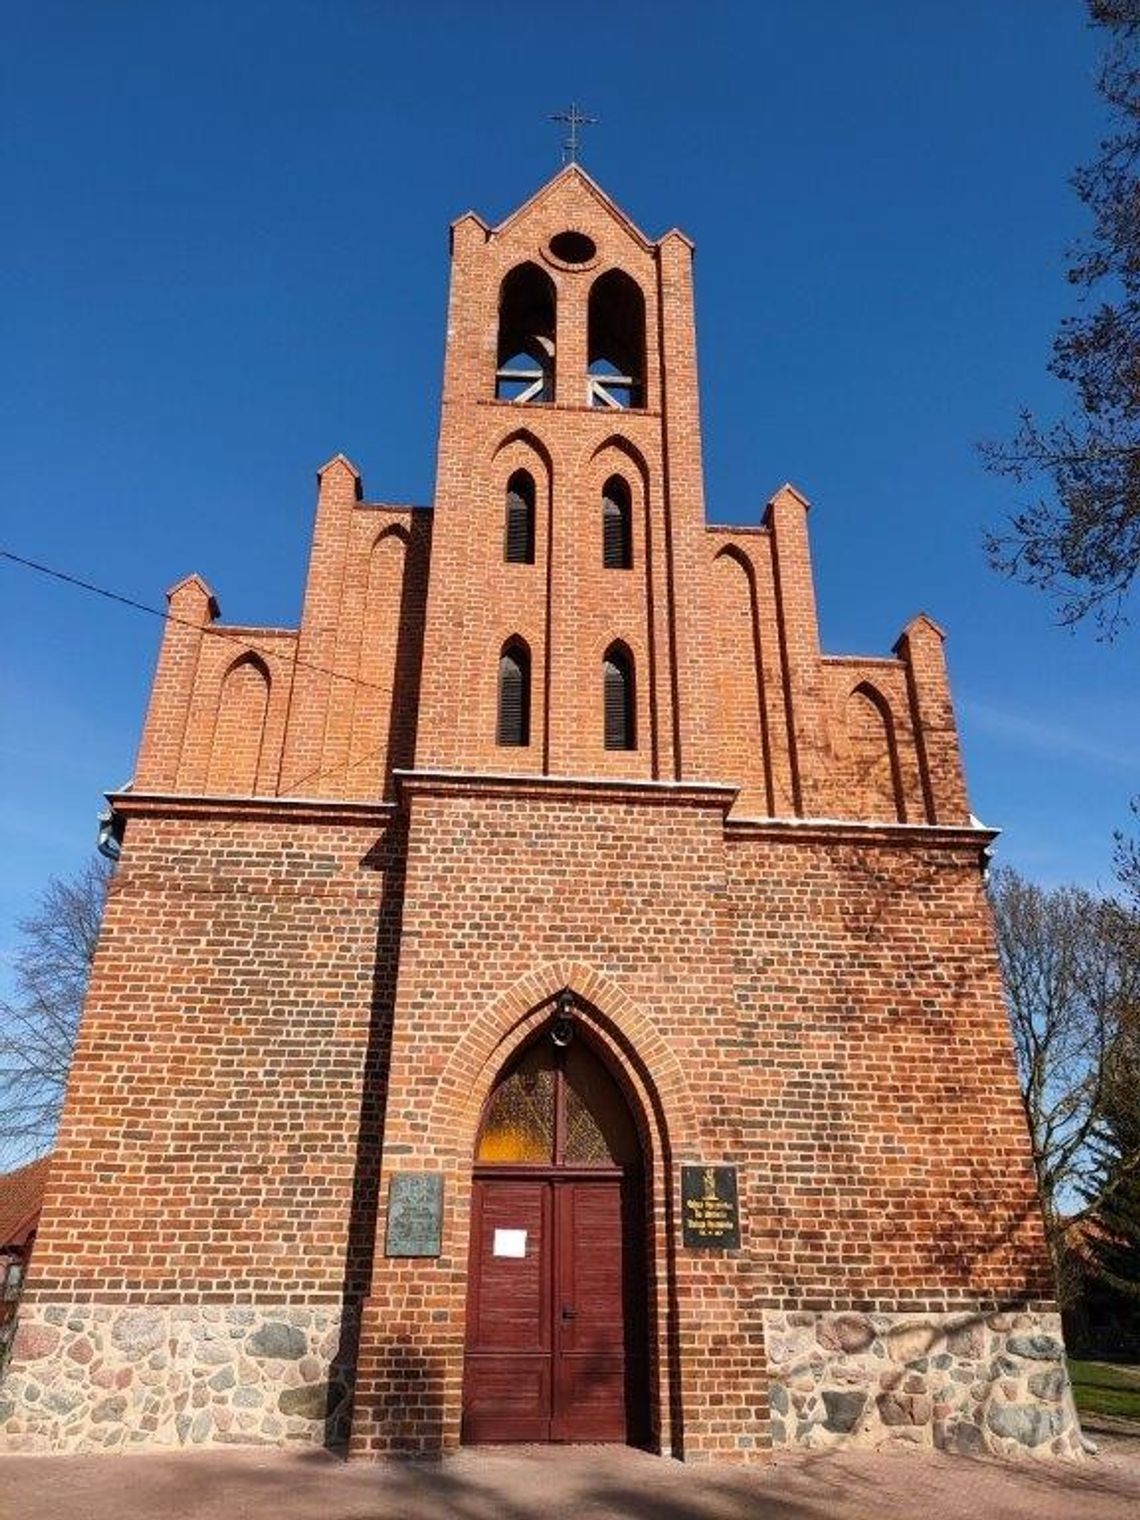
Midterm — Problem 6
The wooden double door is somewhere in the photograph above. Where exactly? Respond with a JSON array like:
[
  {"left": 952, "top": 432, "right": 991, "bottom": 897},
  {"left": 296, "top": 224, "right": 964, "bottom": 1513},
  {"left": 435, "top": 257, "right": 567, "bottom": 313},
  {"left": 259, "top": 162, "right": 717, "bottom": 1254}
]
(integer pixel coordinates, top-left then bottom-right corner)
[{"left": 462, "top": 1171, "right": 648, "bottom": 1444}]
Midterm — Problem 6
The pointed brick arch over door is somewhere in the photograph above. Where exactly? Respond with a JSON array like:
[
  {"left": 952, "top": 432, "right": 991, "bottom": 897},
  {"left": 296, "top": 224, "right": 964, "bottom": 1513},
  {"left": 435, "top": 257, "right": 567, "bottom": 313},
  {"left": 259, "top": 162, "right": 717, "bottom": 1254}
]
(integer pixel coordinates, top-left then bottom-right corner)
[
  {"left": 426, "top": 961, "right": 698, "bottom": 1164},
  {"left": 433, "top": 962, "right": 697, "bottom": 1454}
]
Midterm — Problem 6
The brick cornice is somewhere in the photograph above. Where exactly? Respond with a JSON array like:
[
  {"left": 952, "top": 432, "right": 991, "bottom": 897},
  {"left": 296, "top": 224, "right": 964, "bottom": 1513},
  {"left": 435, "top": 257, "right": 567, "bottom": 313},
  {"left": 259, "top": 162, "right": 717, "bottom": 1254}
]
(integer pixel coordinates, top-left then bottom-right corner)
[
  {"left": 724, "top": 815, "right": 998, "bottom": 851},
  {"left": 394, "top": 768, "right": 738, "bottom": 811},
  {"left": 822, "top": 654, "right": 904, "bottom": 670},
  {"left": 107, "top": 790, "right": 396, "bottom": 828}
]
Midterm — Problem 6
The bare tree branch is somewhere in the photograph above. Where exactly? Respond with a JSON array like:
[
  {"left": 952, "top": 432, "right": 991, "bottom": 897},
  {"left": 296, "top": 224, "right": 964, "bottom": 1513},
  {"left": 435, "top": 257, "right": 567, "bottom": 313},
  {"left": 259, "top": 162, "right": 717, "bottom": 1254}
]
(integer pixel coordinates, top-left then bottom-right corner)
[
  {"left": 0, "top": 858, "right": 112, "bottom": 1163},
  {"left": 988, "top": 865, "right": 1140, "bottom": 1300}
]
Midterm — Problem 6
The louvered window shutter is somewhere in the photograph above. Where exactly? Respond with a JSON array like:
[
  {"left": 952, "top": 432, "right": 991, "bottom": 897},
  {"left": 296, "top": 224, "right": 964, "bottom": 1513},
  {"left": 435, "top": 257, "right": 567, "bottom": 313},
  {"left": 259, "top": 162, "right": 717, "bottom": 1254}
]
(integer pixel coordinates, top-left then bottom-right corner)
[
  {"left": 602, "top": 482, "right": 632, "bottom": 569},
  {"left": 504, "top": 479, "right": 535, "bottom": 564},
  {"left": 603, "top": 652, "right": 634, "bottom": 750},
  {"left": 498, "top": 648, "right": 530, "bottom": 746}
]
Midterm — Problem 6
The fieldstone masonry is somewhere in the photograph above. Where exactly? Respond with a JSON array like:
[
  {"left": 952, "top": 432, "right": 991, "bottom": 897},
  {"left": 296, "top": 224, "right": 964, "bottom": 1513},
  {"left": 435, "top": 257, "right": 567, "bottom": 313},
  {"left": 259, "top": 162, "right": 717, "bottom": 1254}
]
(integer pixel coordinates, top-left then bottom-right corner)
[
  {"left": 2, "top": 164, "right": 1075, "bottom": 1463},
  {"left": 1, "top": 1305, "right": 343, "bottom": 1452},
  {"left": 765, "top": 1309, "right": 1082, "bottom": 1459}
]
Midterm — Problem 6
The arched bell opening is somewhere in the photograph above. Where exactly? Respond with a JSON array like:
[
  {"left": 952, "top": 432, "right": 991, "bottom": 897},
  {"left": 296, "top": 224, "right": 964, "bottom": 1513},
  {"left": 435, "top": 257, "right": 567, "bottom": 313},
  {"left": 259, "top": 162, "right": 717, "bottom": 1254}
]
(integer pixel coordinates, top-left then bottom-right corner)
[
  {"left": 588, "top": 269, "right": 646, "bottom": 409},
  {"left": 461, "top": 1007, "right": 652, "bottom": 1447},
  {"left": 496, "top": 262, "right": 556, "bottom": 403}
]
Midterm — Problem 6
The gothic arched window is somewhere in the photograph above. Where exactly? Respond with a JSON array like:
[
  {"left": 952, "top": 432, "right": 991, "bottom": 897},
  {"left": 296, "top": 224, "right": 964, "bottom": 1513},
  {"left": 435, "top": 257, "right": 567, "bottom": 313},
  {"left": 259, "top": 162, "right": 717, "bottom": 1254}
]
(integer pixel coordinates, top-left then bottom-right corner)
[
  {"left": 602, "top": 476, "right": 632, "bottom": 569},
  {"left": 496, "top": 263, "right": 556, "bottom": 403},
  {"left": 475, "top": 1036, "right": 640, "bottom": 1169},
  {"left": 588, "top": 270, "right": 646, "bottom": 409},
  {"left": 497, "top": 638, "right": 532, "bottom": 747},
  {"left": 504, "top": 470, "right": 536, "bottom": 564},
  {"left": 603, "top": 642, "right": 636, "bottom": 751}
]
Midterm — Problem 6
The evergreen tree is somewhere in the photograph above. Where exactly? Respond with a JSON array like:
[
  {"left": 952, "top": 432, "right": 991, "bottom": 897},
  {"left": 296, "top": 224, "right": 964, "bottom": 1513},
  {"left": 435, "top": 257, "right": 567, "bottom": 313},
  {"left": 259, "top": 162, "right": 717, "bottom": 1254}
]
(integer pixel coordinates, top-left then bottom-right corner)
[{"left": 1081, "top": 1028, "right": 1140, "bottom": 1299}]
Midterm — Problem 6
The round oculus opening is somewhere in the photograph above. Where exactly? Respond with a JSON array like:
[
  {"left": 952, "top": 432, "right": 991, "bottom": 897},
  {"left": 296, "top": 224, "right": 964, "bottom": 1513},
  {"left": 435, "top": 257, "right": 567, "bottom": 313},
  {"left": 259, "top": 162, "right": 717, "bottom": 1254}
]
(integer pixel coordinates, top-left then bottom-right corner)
[{"left": 549, "top": 230, "right": 596, "bottom": 265}]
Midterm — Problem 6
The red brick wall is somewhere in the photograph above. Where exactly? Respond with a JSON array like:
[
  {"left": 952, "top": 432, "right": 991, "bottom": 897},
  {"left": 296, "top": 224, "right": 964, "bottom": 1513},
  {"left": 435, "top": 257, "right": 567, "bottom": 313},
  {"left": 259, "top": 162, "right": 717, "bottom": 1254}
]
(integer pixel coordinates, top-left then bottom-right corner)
[
  {"left": 346, "top": 778, "right": 1049, "bottom": 1459},
  {"left": 26, "top": 802, "right": 399, "bottom": 1305},
  {"left": 349, "top": 777, "right": 761, "bottom": 1459},
  {"left": 725, "top": 824, "right": 1051, "bottom": 1311}
]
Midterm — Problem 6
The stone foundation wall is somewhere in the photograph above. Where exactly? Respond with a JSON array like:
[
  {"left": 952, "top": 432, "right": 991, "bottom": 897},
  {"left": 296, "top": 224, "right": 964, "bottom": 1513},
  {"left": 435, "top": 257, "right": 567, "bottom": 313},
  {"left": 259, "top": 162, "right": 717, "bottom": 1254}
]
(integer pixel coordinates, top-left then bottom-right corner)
[
  {"left": 764, "top": 1308, "right": 1083, "bottom": 1460},
  {"left": 2, "top": 1301, "right": 1085, "bottom": 1460},
  {"left": 0, "top": 1303, "right": 345, "bottom": 1453}
]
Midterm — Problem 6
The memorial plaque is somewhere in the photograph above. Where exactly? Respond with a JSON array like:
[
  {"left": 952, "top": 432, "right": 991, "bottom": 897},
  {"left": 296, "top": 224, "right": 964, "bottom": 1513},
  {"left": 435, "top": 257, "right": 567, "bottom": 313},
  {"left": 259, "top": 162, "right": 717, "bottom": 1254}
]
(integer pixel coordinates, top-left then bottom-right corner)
[
  {"left": 385, "top": 1172, "right": 443, "bottom": 1257},
  {"left": 681, "top": 1165, "right": 741, "bottom": 1249}
]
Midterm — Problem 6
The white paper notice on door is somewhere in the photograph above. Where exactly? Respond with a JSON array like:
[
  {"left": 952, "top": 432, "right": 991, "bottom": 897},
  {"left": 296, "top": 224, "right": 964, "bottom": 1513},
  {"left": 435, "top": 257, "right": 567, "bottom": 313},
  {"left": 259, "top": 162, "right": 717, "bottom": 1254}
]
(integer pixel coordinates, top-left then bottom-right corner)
[{"left": 492, "top": 1228, "right": 527, "bottom": 1258}]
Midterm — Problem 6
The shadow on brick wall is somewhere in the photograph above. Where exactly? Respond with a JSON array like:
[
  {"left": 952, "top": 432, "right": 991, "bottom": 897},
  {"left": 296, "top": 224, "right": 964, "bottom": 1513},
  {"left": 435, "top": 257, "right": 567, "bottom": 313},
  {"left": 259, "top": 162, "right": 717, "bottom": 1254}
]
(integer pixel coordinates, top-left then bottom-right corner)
[
  {"left": 354, "top": 1341, "right": 449, "bottom": 1456},
  {"left": 382, "top": 511, "right": 432, "bottom": 797},
  {"left": 323, "top": 818, "right": 408, "bottom": 1451}
]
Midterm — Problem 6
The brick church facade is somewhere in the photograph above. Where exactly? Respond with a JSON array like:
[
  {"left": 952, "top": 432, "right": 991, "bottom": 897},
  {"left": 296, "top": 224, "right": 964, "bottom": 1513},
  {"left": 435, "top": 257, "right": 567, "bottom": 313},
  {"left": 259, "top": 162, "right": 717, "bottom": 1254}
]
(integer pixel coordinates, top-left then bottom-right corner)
[{"left": 3, "top": 167, "right": 1079, "bottom": 1460}]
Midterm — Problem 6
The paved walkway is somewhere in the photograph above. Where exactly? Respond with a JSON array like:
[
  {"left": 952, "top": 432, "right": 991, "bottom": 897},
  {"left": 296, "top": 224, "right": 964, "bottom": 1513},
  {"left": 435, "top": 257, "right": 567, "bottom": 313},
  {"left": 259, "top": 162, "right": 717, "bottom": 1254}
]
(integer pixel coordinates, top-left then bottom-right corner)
[{"left": 3, "top": 1441, "right": 1140, "bottom": 1520}]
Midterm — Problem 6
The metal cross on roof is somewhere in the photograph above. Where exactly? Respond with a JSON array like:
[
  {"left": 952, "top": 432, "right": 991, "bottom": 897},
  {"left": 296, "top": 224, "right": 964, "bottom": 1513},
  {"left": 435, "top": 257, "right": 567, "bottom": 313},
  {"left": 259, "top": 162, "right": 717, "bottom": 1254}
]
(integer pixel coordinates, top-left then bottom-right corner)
[{"left": 550, "top": 103, "right": 598, "bottom": 165}]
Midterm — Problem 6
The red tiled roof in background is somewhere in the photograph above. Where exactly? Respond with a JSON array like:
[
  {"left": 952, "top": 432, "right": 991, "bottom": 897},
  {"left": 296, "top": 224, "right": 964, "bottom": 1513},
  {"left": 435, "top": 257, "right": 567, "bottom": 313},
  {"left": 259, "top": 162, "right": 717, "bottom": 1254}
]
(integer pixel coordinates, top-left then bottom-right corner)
[{"left": 0, "top": 1156, "right": 50, "bottom": 1250}]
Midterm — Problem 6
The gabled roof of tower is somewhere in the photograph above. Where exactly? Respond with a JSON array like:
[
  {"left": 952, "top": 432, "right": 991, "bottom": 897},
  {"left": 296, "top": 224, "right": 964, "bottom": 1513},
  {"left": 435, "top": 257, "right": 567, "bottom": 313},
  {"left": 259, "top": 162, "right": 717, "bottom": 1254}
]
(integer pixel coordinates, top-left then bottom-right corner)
[
  {"left": 895, "top": 612, "right": 948, "bottom": 645},
  {"left": 453, "top": 163, "right": 692, "bottom": 252},
  {"left": 165, "top": 573, "right": 219, "bottom": 620}
]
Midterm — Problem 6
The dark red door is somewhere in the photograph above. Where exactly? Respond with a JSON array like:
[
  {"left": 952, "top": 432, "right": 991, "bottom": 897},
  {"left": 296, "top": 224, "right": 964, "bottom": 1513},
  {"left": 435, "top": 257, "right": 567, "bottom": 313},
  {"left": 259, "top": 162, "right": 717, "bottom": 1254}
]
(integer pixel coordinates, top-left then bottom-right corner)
[
  {"left": 462, "top": 1174, "right": 644, "bottom": 1443},
  {"left": 551, "top": 1178, "right": 632, "bottom": 1440},
  {"left": 463, "top": 1179, "right": 552, "bottom": 1442}
]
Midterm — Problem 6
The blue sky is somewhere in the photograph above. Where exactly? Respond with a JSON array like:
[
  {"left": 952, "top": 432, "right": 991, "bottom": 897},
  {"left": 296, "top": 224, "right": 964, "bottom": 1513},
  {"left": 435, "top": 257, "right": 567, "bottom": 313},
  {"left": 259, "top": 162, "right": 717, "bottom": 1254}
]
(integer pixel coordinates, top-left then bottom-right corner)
[{"left": 1, "top": 0, "right": 1137, "bottom": 968}]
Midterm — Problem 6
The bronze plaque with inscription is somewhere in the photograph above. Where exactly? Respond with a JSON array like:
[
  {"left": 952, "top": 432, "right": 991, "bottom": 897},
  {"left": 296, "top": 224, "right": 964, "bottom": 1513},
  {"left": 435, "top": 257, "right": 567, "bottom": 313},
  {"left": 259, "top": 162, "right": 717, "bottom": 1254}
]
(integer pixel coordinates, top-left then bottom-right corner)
[
  {"left": 681, "top": 1165, "right": 740, "bottom": 1249},
  {"left": 385, "top": 1172, "right": 443, "bottom": 1257}
]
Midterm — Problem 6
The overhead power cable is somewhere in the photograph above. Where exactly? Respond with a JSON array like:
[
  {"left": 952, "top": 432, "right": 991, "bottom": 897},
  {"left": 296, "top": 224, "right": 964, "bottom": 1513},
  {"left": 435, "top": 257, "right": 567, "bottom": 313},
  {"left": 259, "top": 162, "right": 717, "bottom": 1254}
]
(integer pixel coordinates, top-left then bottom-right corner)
[
  {"left": 0, "top": 548, "right": 391, "bottom": 694},
  {"left": 1, "top": 547, "right": 405, "bottom": 798}
]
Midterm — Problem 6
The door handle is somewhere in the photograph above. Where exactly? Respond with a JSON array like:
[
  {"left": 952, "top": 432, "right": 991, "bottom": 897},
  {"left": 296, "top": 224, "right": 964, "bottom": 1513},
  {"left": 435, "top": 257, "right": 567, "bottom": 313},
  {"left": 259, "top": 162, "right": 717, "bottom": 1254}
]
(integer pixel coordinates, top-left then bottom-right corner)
[{"left": 561, "top": 1305, "right": 577, "bottom": 1321}]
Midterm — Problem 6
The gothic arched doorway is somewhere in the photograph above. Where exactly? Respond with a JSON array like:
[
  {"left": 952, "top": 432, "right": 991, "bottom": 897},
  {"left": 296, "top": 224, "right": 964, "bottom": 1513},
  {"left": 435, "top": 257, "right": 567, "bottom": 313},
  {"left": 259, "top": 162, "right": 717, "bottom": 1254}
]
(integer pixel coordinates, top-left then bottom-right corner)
[{"left": 461, "top": 1019, "right": 650, "bottom": 1444}]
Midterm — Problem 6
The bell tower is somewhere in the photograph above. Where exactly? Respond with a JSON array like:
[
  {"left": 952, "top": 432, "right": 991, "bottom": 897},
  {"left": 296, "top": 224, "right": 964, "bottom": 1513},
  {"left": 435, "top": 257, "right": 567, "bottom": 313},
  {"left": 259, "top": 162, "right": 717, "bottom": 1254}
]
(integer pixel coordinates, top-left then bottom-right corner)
[{"left": 415, "top": 164, "right": 716, "bottom": 782}]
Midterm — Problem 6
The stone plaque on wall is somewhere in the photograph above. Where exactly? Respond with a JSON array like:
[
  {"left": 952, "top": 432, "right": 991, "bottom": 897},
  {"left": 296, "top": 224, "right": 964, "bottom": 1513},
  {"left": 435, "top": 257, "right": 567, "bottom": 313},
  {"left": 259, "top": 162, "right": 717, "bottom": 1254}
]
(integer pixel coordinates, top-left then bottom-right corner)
[
  {"left": 385, "top": 1173, "right": 443, "bottom": 1257},
  {"left": 681, "top": 1165, "right": 741, "bottom": 1249}
]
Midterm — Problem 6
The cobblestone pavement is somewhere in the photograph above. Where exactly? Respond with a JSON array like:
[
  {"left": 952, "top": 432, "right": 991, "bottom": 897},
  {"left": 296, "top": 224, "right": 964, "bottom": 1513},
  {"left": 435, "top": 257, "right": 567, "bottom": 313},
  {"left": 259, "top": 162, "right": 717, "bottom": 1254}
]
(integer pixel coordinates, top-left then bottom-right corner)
[{"left": 2, "top": 1441, "right": 1140, "bottom": 1520}]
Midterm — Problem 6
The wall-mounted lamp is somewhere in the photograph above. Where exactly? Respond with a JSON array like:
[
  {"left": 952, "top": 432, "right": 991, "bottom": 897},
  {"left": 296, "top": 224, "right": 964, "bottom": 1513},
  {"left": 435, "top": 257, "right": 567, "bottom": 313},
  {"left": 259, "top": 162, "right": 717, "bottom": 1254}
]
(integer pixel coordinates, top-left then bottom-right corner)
[
  {"left": 551, "top": 988, "right": 576, "bottom": 1048},
  {"left": 980, "top": 839, "right": 995, "bottom": 883},
  {"left": 97, "top": 808, "right": 124, "bottom": 862}
]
